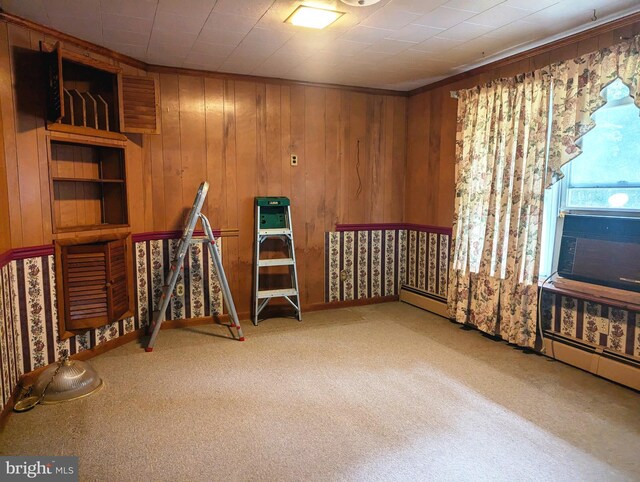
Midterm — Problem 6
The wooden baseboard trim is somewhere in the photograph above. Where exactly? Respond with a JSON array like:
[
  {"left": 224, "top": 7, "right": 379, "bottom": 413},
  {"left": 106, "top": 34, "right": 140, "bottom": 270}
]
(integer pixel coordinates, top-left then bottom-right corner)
[
  {"left": 399, "top": 288, "right": 448, "bottom": 318},
  {"left": 305, "top": 295, "right": 399, "bottom": 312}
]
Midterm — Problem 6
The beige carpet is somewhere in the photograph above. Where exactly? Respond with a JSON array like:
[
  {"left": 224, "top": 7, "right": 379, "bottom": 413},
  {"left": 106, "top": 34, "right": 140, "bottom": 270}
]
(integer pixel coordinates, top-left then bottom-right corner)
[{"left": 1, "top": 302, "right": 639, "bottom": 481}]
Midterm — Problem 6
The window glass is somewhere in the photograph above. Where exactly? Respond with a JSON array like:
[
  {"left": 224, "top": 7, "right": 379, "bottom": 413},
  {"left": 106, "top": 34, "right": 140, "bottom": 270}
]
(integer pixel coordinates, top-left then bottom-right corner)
[{"left": 565, "top": 78, "right": 640, "bottom": 210}]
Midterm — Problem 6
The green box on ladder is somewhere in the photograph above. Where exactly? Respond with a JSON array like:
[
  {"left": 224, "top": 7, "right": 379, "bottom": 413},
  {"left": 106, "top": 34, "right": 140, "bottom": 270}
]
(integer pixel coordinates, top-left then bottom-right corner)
[{"left": 256, "top": 197, "right": 290, "bottom": 229}]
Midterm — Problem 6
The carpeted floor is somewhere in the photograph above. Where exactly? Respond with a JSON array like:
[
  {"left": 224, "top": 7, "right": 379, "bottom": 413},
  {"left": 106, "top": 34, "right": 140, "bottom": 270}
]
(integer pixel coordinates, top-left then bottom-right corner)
[{"left": 1, "top": 302, "right": 639, "bottom": 481}]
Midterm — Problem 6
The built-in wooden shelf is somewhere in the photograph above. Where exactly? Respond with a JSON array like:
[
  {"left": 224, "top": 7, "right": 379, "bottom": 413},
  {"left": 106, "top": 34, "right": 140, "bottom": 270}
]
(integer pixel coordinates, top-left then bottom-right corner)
[
  {"left": 48, "top": 138, "right": 129, "bottom": 233},
  {"left": 52, "top": 177, "right": 125, "bottom": 184}
]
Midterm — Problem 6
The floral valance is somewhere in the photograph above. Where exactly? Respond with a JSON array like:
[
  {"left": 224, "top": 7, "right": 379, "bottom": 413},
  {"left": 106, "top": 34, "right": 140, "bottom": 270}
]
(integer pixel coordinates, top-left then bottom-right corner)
[{"left": 547, "top": 34, "right": 640, "bottom": 187}]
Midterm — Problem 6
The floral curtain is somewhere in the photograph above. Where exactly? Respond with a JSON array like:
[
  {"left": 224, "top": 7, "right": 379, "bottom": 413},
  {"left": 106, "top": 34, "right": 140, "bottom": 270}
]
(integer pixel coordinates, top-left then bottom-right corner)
[
  {"left": 448, "top": 71, "right": 551, "bottom": 348},
  {"left": 547, "top": 34, "right": 640, "bottom": 187}
]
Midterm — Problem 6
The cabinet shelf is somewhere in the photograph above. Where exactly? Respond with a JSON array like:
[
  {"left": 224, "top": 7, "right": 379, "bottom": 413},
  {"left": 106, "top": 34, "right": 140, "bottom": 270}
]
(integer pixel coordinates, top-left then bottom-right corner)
[
  {"left": 52, "top": 177, "right": 125, "bottom": 184},
  {"left": 48, "top": 138, "right": 129, "bottom": 233},
  {"left": 42, "top": 41, "right": 160, "bottom": 138}
]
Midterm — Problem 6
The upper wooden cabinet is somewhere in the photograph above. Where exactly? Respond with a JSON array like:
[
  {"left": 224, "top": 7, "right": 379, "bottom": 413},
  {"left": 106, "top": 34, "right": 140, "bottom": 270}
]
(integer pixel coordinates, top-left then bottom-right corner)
[{"left": 41, "top": 42, "right": 161, "bottom": 139}]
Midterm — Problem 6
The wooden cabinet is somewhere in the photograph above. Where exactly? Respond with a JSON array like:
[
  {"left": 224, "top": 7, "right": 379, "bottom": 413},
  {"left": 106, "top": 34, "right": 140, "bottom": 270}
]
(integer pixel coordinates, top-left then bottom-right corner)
[
  {"left": 48, "top": 136, "right": 128, "bottom": 233},
  {"left": 55, "top": 235, "right": 134, "bottom": 339},
  {"left": 42, "top": 42, "right": 160, "bottom": 139}
]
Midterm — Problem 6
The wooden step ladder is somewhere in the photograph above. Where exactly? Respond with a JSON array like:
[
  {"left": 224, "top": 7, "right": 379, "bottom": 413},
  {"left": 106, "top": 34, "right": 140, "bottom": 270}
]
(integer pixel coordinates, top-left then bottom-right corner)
[
  {"left": 253, "top": 197, "right": 301, "bottom": 325},
  {"left": 145, "top": 182, "right": 244, "bottom": 351}
]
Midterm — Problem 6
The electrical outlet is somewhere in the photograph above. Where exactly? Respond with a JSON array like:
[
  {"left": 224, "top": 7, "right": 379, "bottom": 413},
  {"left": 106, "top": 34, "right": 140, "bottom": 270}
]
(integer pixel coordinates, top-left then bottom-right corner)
[
  {"left": 176, "top": 284, "right": 184, "bottom": 297},
  {"left": 290, "top": 154, "right": 298, "bottom": 166},
  {"left": 340, "top": 270, "right": 347, "bottom": 281}
]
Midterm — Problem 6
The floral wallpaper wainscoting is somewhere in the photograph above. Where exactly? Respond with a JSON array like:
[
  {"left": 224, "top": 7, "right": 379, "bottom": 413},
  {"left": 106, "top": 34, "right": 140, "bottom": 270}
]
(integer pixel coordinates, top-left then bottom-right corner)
[
  {"left": 0, "top": 235, "right": 226, "bottom": 414},
  {"left": 540, "top": 291, "right": 640, "bottom": 360},
  {"left": 324, "top": 225, "right": 451, "bottom": 303}
]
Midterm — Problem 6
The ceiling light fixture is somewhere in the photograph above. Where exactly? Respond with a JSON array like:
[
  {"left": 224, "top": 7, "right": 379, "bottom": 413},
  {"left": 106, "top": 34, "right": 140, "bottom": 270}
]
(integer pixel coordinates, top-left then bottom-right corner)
[{"left": 285, "top": 5, "right": 344, "bottom": 29}]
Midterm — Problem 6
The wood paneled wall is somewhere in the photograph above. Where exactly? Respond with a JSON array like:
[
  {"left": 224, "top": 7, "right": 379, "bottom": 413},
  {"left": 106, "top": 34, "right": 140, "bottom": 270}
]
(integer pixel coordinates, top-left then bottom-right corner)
[
  {"left": 0, "top": 20, "right": 407, "bottom": 313},
  {"left": 0, "top": 79, "right": 9, "bottom": 254},
  {"left": 405, "top": 20, "right": 640, "bottom": 228},
  {"left": 145, "top": 75, "right": 407, "bottom": 312}
]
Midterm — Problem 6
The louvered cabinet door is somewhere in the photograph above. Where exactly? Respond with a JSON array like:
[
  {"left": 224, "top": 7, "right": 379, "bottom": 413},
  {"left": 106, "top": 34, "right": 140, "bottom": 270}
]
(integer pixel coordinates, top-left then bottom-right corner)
[
  {"left": 62, "top": 243, "right": 109, "bottom": 330},
  {"left": 106, "top": 238, "right": 129, "bottom": 321},
  {"left": 119, "top": 75, "right": 161, "bottom": 134}
]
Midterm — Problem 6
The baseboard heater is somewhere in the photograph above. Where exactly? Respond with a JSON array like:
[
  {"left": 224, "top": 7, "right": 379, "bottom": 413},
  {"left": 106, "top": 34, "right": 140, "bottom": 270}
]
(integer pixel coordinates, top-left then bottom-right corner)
[
  {"left": 399, "top": 285, "right": 448, "bottom": 318},
  {"left": 543, "top": 331, "right": 640, "bottom": 391}
]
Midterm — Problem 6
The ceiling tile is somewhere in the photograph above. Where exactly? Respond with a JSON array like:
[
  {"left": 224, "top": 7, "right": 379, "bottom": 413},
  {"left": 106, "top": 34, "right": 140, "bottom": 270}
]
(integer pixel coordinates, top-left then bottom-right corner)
[
  {"left": 241, "top": 27, "right": 295, "bottom": 48},
  {"left": 184, "top": 49, "right": 230, "bottom": 66},
  {"left": 103, "top": 29, "right": 149, "bottom": 47},
  {"left": 147, "top": 40, "right": 193, "bottom": 57},
  {"left": 443, "top": 0, "right": 505, "bottom": 13},
  {"left": 149, "top": 30, "right": 197, "bottom": 49},
  {"left": 183, "top": 59, "right": 224, "bottom": 70},
  {"left": 388, "top": 0, "right": 449, "bottom": 15},
  {"left": 412, "top": 35, "right": 463, "bottom": 52},
  {"left": 102, "top": 13, "right": 154, "bottom": 33},
  {"left": 483, "top": 20, "right": 541, "bottom": 41},
  {"left": 412, "top": 6, "right": 477, "bottom": 29},
  {"left": 203, "top": 11, "right": 258, "bottom": 34},
  {"left": 321, "top": 39, "right": 371, "bottom": 56},
  {"left": 45, "top": 0, "right": 100, "bottom": 17},
  {"left": 340, "top": 25, "right": 395, "bottom": 43},
  {"left": 437, "top": 22, "right": 495, "bottom": 42},
  {"left": 274, "top": 35, "right": 333, "bottom": 57},
  {"left": 100, "top": 0, "right": 158, "bottom": 18},
  {"left": 213, "top": 0, "right": 274, "bottom": 17},
  {"left": 366, "top": 38, "right": 415, "bottom": 54},
  {"left": 102, "top": 41, "right": 148, "bottom": 59},
  {"left": 1, "top": 0, "right": 48, "bottom": 18},
  {"left": 152, "top": 11, "right": 208, "bottom": 35},
  {"left": 462, "top": 35, "right": 513, "bottom": 57},
  {"left": 356, "top": 49, "right": 393, "bottom": 64},
  {"left": 502, "top": 0, "right": 559, "bottom": 11},
  {"left": 48, "top": 14, "right": 103, "bottom": 43},
  {"left": 190, "top": 40, "right": 237, "bottom": 56},
  {"left": 466, "top": 5, "right": 532, "bottom": 28},
  {"left": 231, "top": 41, "right": 279, "bottom": 60},
  {"left": 386, "top": 23, "right": 444, "bottom": 42},
  {"left": 196, "top": 28, "right": 247, "bottom": 46},
  {"left": 361, "top": 7, "right": 422, "bottom": 29},
  {"left": 157, "top": 0, "right": 216, "bottom": 17},
  {"left": 146, "top": 52, "right": 185, "bottom": 66}
]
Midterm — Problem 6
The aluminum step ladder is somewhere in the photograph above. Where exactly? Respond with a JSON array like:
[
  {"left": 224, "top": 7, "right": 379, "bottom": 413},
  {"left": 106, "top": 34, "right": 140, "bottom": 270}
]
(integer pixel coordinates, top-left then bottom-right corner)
[
  {"left": 145, "top": 181, "right": 244, "bottom": 351},
  {"left": 253, "top": 197, "right": 301, "bottom": 325}
]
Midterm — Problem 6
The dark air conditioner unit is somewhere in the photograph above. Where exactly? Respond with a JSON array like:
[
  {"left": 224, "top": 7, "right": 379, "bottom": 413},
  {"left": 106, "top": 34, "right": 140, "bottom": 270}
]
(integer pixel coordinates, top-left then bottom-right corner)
[{"left": 554, "top": 214, "right": 640, "bottom": 292}]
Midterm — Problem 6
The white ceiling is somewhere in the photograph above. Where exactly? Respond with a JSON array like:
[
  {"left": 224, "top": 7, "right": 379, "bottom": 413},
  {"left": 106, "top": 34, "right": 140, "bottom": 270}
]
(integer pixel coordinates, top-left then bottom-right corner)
[{"left": 2, "top": 0, "right": 639, "bottom": 91}]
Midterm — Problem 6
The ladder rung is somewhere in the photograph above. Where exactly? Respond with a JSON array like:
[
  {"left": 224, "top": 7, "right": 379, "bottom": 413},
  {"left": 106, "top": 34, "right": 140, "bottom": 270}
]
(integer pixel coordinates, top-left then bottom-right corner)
[
  {"left": 257, "top": 288, "right": 298, "bottom": 299},
  {"left": 258, "top": 258, "right": 294, "bottom": 267},
  {"left": 259, "top": 228, "right": 291, "bottom": 236}
]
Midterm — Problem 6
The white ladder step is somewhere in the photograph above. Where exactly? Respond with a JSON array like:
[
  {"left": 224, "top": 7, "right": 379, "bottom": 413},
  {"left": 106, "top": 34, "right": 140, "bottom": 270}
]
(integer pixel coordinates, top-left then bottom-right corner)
[
  {"left": 258, "top": 258, "right": 294, "bottom": 267},
  {"left": 259, "top": 228, "right": 291, "bottom": 236},
  {"left": 257, "top": 288, "right": 298, "bottom": 299}
]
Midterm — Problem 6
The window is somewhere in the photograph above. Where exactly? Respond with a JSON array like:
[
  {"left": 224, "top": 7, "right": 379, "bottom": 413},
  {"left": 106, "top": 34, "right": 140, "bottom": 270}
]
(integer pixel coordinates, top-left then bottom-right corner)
[
  {"left": 562, "top": 79, "right": 640, "bottom": 212},
  {"left": 539, "top": 78, "right": 640, "bottom": 277}
]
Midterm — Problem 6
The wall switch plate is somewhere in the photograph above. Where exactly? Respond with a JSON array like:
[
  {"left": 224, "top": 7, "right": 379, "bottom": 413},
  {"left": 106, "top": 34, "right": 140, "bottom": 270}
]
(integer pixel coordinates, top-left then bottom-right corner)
[
  {"left": 340, "top": 270, "right": 347, "bottom": 281},
  {"left": 290, "top": 154, "right": 298, "bottom": 166}
]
